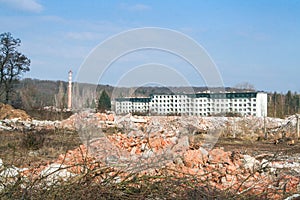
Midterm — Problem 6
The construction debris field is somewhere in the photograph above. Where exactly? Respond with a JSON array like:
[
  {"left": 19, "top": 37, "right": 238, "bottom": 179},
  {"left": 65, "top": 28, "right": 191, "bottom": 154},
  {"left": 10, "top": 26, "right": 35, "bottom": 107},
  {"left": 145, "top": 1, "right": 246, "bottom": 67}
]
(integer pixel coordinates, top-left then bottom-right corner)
[
  {"left": 1, "top": 129, "right": 300, "bottom": 170},
  {"left": 1, "top": 106, "right": 300, "bottom": 199}
]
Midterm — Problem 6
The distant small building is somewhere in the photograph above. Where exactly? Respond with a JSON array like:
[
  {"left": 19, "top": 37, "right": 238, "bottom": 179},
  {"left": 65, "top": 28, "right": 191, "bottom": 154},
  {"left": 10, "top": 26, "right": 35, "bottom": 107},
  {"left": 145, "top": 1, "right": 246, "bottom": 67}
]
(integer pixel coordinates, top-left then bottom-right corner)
[{"left": 113, "top": 91, "right": 267, "bottom": 117}]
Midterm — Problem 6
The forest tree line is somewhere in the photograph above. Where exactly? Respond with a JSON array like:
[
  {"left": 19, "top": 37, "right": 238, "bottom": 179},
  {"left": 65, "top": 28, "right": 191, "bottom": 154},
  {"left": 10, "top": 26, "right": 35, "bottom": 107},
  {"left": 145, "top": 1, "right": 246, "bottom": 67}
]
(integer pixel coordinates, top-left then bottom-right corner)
[
  {"left": 1, "top": 78, "right": 299, "bottom": 118},
  {"left": 267, "top": 91, "right": 300, "bottom": 118}
]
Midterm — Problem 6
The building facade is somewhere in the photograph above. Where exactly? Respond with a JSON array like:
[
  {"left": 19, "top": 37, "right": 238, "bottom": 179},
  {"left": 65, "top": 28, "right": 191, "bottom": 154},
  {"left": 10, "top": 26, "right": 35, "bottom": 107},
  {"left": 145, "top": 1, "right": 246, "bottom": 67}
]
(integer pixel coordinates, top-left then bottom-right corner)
[
  {"left": 114, "top": 97, "right": 151, "bottom": 115},
  {"left": 114, "top": 92, "right": 267, "bottom": 117}
]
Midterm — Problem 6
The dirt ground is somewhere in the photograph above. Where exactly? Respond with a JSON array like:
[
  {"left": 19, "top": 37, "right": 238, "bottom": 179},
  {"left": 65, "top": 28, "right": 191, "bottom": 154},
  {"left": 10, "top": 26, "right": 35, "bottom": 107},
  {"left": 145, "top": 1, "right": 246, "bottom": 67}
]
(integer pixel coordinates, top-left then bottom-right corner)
[
  {"left": 215, "top": 137, "right": 300, "bottom": 161},
  {"left": 0, "top": 129, "right": 81, "bottom": 168}
]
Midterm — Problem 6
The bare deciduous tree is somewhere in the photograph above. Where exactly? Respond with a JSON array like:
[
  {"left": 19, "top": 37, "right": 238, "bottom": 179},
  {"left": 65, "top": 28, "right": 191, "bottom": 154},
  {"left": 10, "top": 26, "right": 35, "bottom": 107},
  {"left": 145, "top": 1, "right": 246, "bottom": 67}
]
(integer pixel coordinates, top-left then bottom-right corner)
[
  {"left": 0, "top": 32, "right": 30, "bottom": 103},
  {"left": 234, "top": 82, "right": 255, "bottom": 91}
]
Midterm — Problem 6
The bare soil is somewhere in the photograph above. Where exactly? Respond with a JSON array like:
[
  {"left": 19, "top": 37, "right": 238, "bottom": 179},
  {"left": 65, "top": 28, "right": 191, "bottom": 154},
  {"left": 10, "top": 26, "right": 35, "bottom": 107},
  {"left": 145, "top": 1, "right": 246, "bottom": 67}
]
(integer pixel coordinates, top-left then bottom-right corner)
[{"left": 215, "top": 137, "right": 300, "bottom": 161}]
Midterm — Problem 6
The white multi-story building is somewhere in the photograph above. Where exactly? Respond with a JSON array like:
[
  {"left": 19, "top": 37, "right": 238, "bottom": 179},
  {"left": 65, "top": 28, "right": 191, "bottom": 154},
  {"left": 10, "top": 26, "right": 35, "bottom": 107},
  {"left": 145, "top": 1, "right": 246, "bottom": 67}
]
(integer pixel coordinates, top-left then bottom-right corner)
[
  {"left": 114, "top": 97, "right": 151, "bottom": 115},
  {"left": 114, "top": 92, "right": 268, "bottom": 117}
]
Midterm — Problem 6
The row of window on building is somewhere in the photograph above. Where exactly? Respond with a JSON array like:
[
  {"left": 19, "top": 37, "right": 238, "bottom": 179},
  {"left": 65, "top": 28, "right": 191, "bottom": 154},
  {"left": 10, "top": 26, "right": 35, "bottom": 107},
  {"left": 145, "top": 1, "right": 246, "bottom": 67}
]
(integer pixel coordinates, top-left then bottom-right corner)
[{"left": 114, "top": 92, "right": 267, "bottom": 117}]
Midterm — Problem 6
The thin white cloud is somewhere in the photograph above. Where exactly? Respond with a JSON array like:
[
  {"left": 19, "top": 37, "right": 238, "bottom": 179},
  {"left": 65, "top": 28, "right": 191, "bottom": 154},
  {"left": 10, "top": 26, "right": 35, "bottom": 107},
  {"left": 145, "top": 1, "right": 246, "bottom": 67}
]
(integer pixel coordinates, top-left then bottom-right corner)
[
  {"left": 130, "top": 4, "right": 151, "bottom": 11},
  {"left": 0, "top": 0, "right": 43, "bottom": 13},
  {"left": 119, "top": 3, "right": 151, "bottom": 12},
  {"left": 65, "top": 31, "right": 103, "bottom": 41},
  {"left": 40, "top": 15, "right": 66, "bottom": 23}
]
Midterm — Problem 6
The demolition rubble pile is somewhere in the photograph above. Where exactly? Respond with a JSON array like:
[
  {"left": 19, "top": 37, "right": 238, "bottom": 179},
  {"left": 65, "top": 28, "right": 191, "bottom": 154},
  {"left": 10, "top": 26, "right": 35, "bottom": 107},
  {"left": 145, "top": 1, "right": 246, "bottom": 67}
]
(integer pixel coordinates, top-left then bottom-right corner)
[
  {"left": 0, "top": 111, "right": 116, "bottom": 131},
  {"left": 2, "top": 136, "right": 299, "bottom": 199},
  {"left": 0, "top": 105, "right": 294, "bottom": 139},
  {"left": 1, "top": 112, "right": 299, "bottom": 198},
  {"left": 0, "top": 118, "right": 60, "bottom": 131},
  {"left": 1, "top": 110, "right": 300, "bottom": 198},
  {"left": 83, "top": 114, "right": 300, "bottom": 198}
]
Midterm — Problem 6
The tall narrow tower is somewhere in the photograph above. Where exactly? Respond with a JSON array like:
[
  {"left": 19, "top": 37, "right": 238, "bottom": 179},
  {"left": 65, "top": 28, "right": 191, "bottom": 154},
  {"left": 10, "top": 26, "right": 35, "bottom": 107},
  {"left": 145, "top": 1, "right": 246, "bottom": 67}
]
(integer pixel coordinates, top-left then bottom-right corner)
[{"left": 68, "top": 70, "right": 72, "bottom": 110}]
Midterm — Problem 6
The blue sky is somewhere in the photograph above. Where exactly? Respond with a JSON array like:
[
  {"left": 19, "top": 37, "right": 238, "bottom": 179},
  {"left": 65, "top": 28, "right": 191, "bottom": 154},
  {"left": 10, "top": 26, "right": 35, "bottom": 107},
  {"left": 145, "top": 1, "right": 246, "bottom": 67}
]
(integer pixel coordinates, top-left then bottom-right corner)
[{"left": 0, "top": 0, "right": 299, "bottom": 92}]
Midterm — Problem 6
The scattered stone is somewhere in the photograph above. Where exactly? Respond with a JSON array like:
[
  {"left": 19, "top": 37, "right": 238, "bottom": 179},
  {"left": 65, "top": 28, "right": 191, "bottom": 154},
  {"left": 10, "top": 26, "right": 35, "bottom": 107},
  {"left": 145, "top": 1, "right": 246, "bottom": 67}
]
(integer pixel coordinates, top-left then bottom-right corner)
[
  {"left": 284, "top": 194, "right": 300, "bottom": 200},
  {"left": 242, "top": 155, "right": 260, "bottom": 172},
  {"left": 173, "top": 156, "right": 184, "bottom": 166},
  {"left": 130, "top": 116, "right": 147, "bottom": 123},
  {"left": 208, "top": 148, "right": 231, "bottom": 164},
  {"left": 0, "top": 167, "right": 19, "bottom": 178},
  {"left": 40, "top": 163, "right": 76, "bottom": 186},
  {"left": 1, "top": 110, "right": 300, "bottom": 198},
  {"left": 171, "top": 136, "right": 189, "bottom": 153},
  {"left": 183, "top": 149, "right": 207, "bottom": 168}
]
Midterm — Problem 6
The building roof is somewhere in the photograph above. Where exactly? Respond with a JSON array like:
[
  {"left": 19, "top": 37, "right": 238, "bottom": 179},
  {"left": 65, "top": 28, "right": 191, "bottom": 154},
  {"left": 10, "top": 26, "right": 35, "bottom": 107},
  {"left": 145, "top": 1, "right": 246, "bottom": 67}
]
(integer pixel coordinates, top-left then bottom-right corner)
[
  {"left": 115, "top": 91, "right": 264, "bottom": 102},
  {"left": 115, "top": 97, "right": 151, "bottom": 102}
]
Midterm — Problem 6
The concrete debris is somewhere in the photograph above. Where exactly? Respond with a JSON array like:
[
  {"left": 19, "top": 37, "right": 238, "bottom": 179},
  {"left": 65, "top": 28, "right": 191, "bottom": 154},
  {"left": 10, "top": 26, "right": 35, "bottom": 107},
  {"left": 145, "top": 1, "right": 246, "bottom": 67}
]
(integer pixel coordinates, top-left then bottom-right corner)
[
  {"left": 171, "top": 135, "right": 190, "bottom": 153},
  {"left": 0, "top": 167, "right": 20, "bottom": 178},
  {"left": 40, "top": 163, "right": 76, "bottom": 186},
  {"left": 0, "top": 118, "right": 61, "bottom": 131},
  {"left": 269, "top": 161, "right": 300, "bottom": 174},
  {"left": 183, "top": 149, "right": 207, "bottom": 168},
  {"left": 284, "top": 194, "right": 300, "bottom": 200},
  {"left": 1, "top": 133, "right": 298, "bottom": 199},
  {"left": 0, "top": 123, "right": 12, "bottom": 130},
  {"left": 0, "top": 160, "right": 28, "bottom": 179},
  {"left": 30, "top": 141, "right": 298, "bottom": 199},
  {"left": 130, "top": 116, "right": 147, "bottom": 123},
  {"left": 0, "top": 161, "right": 29, "bottom": 193},
  {"left": 1, "top": 110, "right": 300, "bottom": 198},
  {"left": 1, "top": 109, "right": 298, "bottom": 142},
  {"left": 242, "top": 155, "right": 261, "bottom": 172}
]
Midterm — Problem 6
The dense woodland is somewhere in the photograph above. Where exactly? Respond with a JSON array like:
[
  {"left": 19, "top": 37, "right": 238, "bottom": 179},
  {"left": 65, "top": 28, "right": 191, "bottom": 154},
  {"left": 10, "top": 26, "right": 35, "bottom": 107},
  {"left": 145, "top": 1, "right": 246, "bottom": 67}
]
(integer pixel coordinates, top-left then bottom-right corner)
[{"left": 1, "top": 78, "right": 299, "bottom": 118}]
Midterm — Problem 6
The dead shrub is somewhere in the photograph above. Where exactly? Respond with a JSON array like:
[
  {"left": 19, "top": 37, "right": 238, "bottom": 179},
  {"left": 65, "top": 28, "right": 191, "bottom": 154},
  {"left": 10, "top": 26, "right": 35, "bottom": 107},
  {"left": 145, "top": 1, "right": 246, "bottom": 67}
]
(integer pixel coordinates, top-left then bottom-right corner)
[{"left": 22, "top": 129, "right": 46, "bottom": 150}]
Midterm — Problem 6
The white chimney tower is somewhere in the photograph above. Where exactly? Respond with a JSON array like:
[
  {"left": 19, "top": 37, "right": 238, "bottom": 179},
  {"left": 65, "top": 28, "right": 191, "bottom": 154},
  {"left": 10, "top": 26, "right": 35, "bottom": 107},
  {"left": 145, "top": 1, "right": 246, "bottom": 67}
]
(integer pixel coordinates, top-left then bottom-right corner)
[{"left": 68, "top": 70, "right": 72, "bottom": 110}]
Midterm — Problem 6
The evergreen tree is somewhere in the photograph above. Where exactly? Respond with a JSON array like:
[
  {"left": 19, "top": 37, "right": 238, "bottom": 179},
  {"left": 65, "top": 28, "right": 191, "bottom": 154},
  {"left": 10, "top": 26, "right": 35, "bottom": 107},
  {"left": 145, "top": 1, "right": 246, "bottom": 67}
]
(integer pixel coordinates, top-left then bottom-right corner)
[
  {"left": 97, "top": 90, "right": 111, "bottom": 113},
  {"left": 285, "top": 90, "right": 292, "bottom": 115},
  {"left": 85, "top": 98, "right": 90, "bottom": 108}
]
